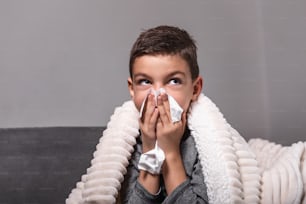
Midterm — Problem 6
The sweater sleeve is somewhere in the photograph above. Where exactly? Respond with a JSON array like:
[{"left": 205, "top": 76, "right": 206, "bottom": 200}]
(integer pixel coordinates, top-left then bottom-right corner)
[
  {"left": 121, "top": 154, "right": 208, "bottom": 204},
  {"left": 120, "top": 135, "right": 209, "bottom": 204},
  {"left": 163, "top": 156, "right": 209, "bottom": 204},
  {"left": 120, "top": 140, "right": 164, "bottom": 204}
]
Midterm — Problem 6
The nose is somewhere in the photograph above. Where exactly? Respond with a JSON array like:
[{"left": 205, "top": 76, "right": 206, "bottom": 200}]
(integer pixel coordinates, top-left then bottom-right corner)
[
  {"left": 153, "top": 83, "right": 163, "bottom": 91},
  {"left": 151, "top": 86, "right": 166, "bottom": 97}
]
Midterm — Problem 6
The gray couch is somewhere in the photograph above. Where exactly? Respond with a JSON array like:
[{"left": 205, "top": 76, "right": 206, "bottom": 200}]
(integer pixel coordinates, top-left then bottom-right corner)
[
  {"left": 0, "top": 127, "right": 105, "bottom": 204},
  {"left": 2, "top": 126, "right": 304, "bottom": 204}
]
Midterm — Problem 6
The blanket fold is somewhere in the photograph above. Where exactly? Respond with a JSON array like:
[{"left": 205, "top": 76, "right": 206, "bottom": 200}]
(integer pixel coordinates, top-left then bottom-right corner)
[{"left": 66, "top": 94, "right": 306, "bottom": 204}]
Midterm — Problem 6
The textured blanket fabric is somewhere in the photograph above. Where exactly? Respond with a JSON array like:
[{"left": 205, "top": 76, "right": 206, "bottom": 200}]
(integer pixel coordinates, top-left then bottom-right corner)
[
  {"left": 66, "top": 94, "right": 306, "bottom": 204},
  {"left": 248, "top": 139, "right": 306, "bottom": 204}
]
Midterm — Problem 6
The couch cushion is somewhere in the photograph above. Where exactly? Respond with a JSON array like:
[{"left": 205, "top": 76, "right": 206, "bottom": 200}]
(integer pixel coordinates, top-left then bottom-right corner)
[{"left": 0, "top": 127, "right": 105, "bottom": 204}]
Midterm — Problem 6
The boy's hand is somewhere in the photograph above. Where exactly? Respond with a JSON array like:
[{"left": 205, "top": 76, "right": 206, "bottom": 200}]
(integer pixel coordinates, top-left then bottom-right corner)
[
  {"left": 155, "top": 94, "right": 187, "bottom": 194},
  {"left": 139, "top": 94, "right": 159, "bottom": 152},
  {"left": 156, "top": 94, "right": 186, "bottom": 156}
]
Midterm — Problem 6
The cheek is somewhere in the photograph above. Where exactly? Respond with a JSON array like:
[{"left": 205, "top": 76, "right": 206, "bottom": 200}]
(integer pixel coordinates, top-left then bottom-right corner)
[
  {"left": 170, "top": 94, "right": 192, "bottom": 112},
  {"left": 178, "top": 99, "right": 191, "bottom": 112},
  {"left": 132, "top": 92, "right": 148, "bottom": 111}
]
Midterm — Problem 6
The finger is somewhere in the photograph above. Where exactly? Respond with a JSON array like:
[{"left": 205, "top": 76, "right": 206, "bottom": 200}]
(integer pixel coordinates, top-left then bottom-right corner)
[
  {"left": 140, "top": 95, "right": 148, "bottom": 123},
  {"left": 161, "top": 94, "right": 171, "bottom": 120},
  {"left": 181, "top": 111, "right": 187, "bottom": 127},
  {"left": 149, "top": 107, "right": 159, "bottom": 128},
  {"left": 142, "top": 94, "right": 156, "bottom": 124},
  {"left": 145, "top": 95, "right": 159, "bottom": 134},
  {"left": 157, "top": 95, "right": 170, "bottom": 125},
  {"left": 181, "top": 111, "right": 187, "bottom": 125},
  {"left": 156, "top": 117, "right": 162, "bottom": 129}
]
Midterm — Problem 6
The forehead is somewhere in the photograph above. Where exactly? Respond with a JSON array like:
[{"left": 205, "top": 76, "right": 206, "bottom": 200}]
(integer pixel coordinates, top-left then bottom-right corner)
[{"left": 132, "top": 54, "right": 191, "bottom": 77}]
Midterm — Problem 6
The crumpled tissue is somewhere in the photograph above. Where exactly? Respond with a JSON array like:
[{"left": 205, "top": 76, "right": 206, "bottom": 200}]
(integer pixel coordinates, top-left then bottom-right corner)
[
  {"left": 138, "top": 88, "right": 183, "bottom": 174},
  {"left": 139, "top": 88, "right": 183, "bottom": 123}
]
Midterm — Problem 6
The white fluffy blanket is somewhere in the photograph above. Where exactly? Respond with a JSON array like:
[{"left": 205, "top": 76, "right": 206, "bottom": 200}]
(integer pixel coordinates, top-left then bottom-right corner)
[{"left": 66, "top": 94, "right": 306, "bottom": 204}]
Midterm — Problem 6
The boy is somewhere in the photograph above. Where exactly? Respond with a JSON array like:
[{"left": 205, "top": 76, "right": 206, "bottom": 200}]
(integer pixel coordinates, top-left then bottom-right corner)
[
  {"left": 122, "top": 25, "right": 207, "bottom": 202},
  {"left": 66, "top": 26, "right": 306, "bottom": 204}
]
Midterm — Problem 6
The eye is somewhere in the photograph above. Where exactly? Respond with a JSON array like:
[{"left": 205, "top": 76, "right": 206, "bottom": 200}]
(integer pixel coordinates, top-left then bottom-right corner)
[
  {"left": 137, "top": 79, "right": 151, "bottom": 85},
  {"left": 169, "top": 78, "right": 182, "bottom": 85}
]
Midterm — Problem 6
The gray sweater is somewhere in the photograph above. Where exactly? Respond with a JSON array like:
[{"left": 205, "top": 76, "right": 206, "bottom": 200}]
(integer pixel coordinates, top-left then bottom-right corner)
[{"left": 120, "top": 129, "right": 209, "bottom": 204}]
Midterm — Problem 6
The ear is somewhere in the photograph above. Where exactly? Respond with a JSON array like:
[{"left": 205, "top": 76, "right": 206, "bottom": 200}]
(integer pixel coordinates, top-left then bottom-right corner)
[
  {"left": 191, "top": 76, "right": 203, "bottom": 101},
  {"left": 127, "top": 77, "right": 134, "bottom": 98}
]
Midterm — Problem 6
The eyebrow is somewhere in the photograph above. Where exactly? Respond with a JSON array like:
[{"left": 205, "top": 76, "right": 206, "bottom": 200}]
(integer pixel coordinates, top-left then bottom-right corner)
[
  {"left": 133, "top": 71, "right": 186, "bottom": 79},
  {"left": 133, "top": 73, "right": 150, "bottom": 79},
  {"left": 166, "top": 71, "right": 186, "bottom": 78}
]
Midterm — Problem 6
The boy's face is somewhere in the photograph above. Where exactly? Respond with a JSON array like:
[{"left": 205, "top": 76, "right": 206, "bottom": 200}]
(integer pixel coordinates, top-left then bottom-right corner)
[{"left": 128, "top": 54, "right": 202, "bottom": 112}]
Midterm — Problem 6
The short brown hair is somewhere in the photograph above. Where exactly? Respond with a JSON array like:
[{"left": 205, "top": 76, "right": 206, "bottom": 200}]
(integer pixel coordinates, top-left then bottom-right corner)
[{"left": 129, "top": 25, "right": 199, "bottom": 80}]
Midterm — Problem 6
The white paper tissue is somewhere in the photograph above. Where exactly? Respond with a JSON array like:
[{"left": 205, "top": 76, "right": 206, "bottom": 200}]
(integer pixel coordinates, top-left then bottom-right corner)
[
  {"left": 139, "top": 88, "right": 183, "bottom": 123},
  {"left": 138, "top": 88, "right": 183, "bottom": 174}
]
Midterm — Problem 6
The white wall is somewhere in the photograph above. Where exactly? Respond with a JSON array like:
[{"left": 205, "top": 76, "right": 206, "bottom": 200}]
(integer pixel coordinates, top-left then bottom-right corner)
[{"left": 1, "top": 0, "right": 305, "bottom": 144}]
